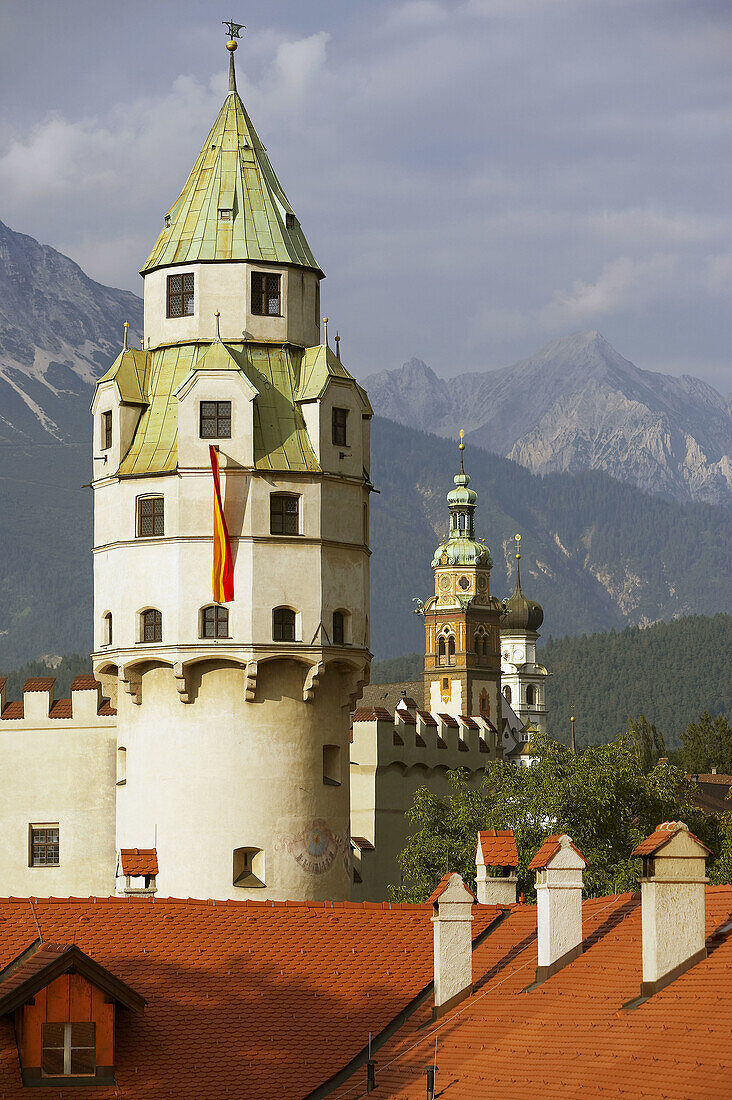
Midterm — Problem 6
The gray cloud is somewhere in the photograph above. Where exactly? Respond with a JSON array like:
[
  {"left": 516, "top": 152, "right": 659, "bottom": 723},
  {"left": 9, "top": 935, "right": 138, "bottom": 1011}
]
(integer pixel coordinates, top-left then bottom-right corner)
[{"left": 0, "top": 0, "right": 730, "bottom": 390}]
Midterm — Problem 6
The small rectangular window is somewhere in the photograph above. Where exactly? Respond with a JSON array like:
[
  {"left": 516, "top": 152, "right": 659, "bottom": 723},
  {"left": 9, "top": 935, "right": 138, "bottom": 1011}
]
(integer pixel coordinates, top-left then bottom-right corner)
[
  {"left": 42, "top": 1022, "right": 96, "bottom": 1078},
  {"left": 203, "top": 605, "right": 229, "bottom": 638},
  {"left": 137, "top": 496, "right": 164, "bottom": 537},
  {"left": 218, "top": 208, "right": 232, "bottom": 222},
  {"left": 142, "top": 609, "right": 163, "bottom": 643},
  {"left": 286, "top": 212, "right": 296, "bottom": 230},
  {"left": 30, "top": 825, "right": 59, "bottom": 867},
  {"left": 323, "top": 744, "right": 341, "bottom": 786},
  {"left": 167, "top": 272, "right": 194, "bottom": 318},
  {"left": 332, "top": 407, "right": 348, "bottom": 447},
  {"left": 273, "top": 607, "right": 296, "bottom": 642},
  {"left": 251, "top": 272, "right": 281, "bottom": 316},
  {"left": 102, "top": 411, "right": 112, "bottom": 450},
  {"left": 199, "top": 400, "right": 232, "bottom": 439},
  {"left": 270, "top": 494, "right": 299, "bottom": 535}
]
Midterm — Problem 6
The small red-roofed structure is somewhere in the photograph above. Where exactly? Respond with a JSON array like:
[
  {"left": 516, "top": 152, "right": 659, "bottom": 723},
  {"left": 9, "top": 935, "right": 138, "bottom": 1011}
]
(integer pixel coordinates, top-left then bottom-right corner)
[
  {"left": 116, "top": 849, "right": 158, "bottom": 896},
  {"left": 631, "top": 820, "right": 712, "bottom": 858},
  {"left": 476, "top": 830, "right": 519, "bottom": 906}
]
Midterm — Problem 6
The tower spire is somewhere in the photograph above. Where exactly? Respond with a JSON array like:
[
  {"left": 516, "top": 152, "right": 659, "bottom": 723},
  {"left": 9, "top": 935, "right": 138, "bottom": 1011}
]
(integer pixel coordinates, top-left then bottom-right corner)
[
  {"left": 514, "top": 533, "right": 522, "bottom": 590},
  {"left": 223, "top": 21, "right": 245, "bottom": 93},
  {"left": 458, "top": 429, "right": 465, "bottom": 474}
]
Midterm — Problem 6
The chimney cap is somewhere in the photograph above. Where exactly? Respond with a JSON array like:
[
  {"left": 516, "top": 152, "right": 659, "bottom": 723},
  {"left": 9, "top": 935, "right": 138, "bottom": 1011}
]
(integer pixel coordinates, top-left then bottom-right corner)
[
  {"left": 529, "top": 833, "right": 586, "bottom": 871},
  {"left": 427, "top": 871, "right": 476, "bottom": 907},
  {"left": 631, "top": 820, "right": 712, "bottom": 859},
  {"left": 476, "top": 829, "right": 518, "bottom": 868}
]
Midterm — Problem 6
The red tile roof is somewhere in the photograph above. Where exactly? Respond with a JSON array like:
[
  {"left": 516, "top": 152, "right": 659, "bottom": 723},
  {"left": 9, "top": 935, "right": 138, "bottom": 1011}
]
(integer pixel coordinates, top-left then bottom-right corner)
[
  {"left": 71, "top": 674, "right": 101, "bottom": 691},
  {"left": 477, "top": 829, "right": 518, "bottom": 868},
  {"left": 352, "top": 706, "right": 393, "bottom": 722},
  {"left": 0, "top": 942, "right": 144, "bottom": 1015},
  {"left": 0, "top": 895, "right": 500, "bottom": 1100},
  {"left": 118, "top": 848, "right": 159, "bottom": 877},
  {"left": 426, "top": 873, "right": 477, "bottom": 905},
  {"left": 330, "top": 886, "right": 732, "bottom": 1100},
  {"left": 437, "top": 713, "right": 459, "bottom": 727},
  {"left": 396, "top": 711, "right": 417, "bottom": 725},
  {"left": 416, "top": 710, "right": 437, "bottom": 726},
  {"left": 22, "top": 677, "right": 55, "bottom": 692},
  {"left": 528, "top": 834, "right": 586, "bottom": 870},
  {"left": 0, "top": 703, "right": 23, "bottom": 720},
  {"left": 459, "top": 715, "right": 479, "bottom": 729},
  {"left": 397, "top": 697, "right": 420, "bottom": 709},
  {"left": 631, "top": 821, "right": 713, "bottom": 858},
  {"left": 98, "top": 701, "right": 117, "bottom": 716},
  {"left": 48, "top": 698, "right": 72, "bottom": 718}
]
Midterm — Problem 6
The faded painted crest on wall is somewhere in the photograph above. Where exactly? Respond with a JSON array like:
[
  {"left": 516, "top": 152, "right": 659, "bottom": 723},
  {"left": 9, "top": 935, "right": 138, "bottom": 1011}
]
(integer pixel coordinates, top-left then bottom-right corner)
[{"left": 278, "top": 819, "right": 349, "bottom": 875}]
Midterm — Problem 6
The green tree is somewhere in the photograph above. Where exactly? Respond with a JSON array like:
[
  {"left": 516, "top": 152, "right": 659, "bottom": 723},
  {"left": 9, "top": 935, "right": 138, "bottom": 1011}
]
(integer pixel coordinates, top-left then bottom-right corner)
[
  {"left": 679, "top": 713, "right": 732, "bottom": 775},
  {"left": 627, "top": 715, "right": 667, "bottom": 773},
  {"left": 391, "top": 729, "right": 722, "bottom": 901}
]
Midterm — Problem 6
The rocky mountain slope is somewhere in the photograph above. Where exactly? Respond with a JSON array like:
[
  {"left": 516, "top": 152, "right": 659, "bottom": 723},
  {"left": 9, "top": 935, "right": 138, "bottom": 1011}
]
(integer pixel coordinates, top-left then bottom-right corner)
[
  {"left": 0, "top": 220, "right": 142, "bottom": 445},
  {"left": 0, "top": 223, "right": 729, "bottom": 666},
  {"left": 365, "top": 332, "right": 732, "bottom": 506}
]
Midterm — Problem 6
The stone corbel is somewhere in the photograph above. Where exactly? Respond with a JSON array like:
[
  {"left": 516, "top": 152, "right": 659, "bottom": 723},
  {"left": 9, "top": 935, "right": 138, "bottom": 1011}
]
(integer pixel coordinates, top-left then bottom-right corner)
[
  {"left": 119, "top": 665, "right": 142, "bottom": 706},
  {"left": 303, "top": 661, "right": 325, "bottom": 703},
  {"left": 245, "top": 660, "right": 258, "bottom": 702},
  {"left": 173, "top": 662, "right": 192, "bottom": 704},
  {"left": 342, "top": 663, "right": 370, "bottom": 710}
]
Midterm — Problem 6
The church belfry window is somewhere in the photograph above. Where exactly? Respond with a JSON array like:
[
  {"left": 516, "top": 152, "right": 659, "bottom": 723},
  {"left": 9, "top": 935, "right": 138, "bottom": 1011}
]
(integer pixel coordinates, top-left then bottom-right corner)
[
  {"left": 167, "top": 272, "right": 194, "bottom": 317},
  {"left": 251, "top": 272, "right": 281, "bottom": 316},
  {"left": 200, "top": 401, "right": 231, "bottom": 439},
  {"left": 101, "top": 411, "right": 112, "bottom": 450}
]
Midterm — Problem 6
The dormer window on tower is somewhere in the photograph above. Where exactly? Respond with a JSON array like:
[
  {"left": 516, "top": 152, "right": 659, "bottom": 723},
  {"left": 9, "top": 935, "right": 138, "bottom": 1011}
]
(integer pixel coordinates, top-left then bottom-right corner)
[
  {"left": 218, "top": 207, "right": 232, "bottom": 222},
  {"left": 167, "top": 272, "right": 194, "bottom": 317},
  {"left": 251, "top": 272, "right": 281, "bottom": 316}
]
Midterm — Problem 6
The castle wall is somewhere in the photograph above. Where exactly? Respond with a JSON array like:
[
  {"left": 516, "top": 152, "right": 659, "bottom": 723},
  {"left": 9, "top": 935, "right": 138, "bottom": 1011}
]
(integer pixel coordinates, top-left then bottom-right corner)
[
  {"left": 115, "top": 658, "right": 351, "bottom": 901},
  {"left": 0, "top": 685, "right": 116, "bottom": 897}
]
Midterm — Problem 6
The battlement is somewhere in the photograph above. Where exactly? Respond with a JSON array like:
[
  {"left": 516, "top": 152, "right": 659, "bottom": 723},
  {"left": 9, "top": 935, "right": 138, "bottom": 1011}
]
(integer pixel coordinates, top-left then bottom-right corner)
[
  {"left": 0, "top": 675, "right": 117, "bottom": 726},
  {"left": 351, "top": 700, "right": 500, "bottom": 768}
]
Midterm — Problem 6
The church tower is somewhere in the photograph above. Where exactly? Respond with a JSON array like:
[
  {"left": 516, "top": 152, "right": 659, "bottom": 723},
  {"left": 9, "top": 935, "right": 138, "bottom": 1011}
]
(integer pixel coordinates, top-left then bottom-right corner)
[
  {"left": 90, "top": 31, "right": 371, "bottom": 901},
  {"left": 500, "top": 535, "right": 548, "bottom": 735},
  {"left": 421, "top": 436, "right": 503, "bottom": 724}
]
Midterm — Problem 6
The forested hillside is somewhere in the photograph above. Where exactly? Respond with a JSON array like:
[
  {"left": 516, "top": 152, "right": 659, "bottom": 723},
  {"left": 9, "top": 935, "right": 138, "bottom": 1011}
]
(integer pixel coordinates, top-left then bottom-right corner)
[{"left": 370, "top": 613, "right": 731, "bottom": 750}]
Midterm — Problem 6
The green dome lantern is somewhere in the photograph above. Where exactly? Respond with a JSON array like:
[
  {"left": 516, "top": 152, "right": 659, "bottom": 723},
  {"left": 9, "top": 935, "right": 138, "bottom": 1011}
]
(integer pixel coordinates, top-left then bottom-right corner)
[{"left": 431, "top": 432, "right": 493, "bottom": 568}]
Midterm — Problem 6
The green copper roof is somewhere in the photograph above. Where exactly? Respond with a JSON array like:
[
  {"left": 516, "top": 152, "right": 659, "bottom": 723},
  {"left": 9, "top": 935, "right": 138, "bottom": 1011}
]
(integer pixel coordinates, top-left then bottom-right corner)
[
  {"left": 501, "top": 556, "right": 544, "bottom": 632},
  {"left": 141, "top": 84, "right": 320, "bottom": 275},
  {"left": 297, "top": 344, "right": 373, "bottom": 413},
  {"left": 97, "top": 349, "right": 149, "bottom": 405},
  {"left": 432, "top": 463, "right": 492, "bottom": 569},
  {"left": 112, "top": 342, "right": 320, "bottom": 477}
]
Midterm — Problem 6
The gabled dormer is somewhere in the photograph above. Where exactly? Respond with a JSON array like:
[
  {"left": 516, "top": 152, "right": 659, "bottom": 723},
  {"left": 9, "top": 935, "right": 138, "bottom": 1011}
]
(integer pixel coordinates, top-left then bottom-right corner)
[
  {"left": 296, "top": 343, "right": 372, "bottom": 478},
  {"left": 174, "top": 338, "right": 259, "bottom": 469},
  {"left": 91, "top": 344, "right": 149, "bottom": 479},
  {"left": 0, "top": 942, "right": 144, "bottom": 1087}
]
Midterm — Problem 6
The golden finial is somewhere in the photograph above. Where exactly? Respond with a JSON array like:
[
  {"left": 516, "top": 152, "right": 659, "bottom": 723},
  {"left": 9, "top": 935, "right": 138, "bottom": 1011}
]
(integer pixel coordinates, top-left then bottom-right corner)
[
  {"left": 214, "top": 310, "right": 221, "bottom": 341},
  {"left": 458, "top": 428, "right": 465, "bottom": 473},
  {"left": 334, "top": 332, "right": 341, "bottom": 361},
  {"left": 514, "top": 532, "right": 521, "bottom": 560},
  {"left": 322, "top": 316, "right": 329, "bottom": 346},
  {"left": 123, "top": 321, "right": 129, "bottom": 351},
  {"left": 223, "top": 21, "right": 245, "bottom": 92}
]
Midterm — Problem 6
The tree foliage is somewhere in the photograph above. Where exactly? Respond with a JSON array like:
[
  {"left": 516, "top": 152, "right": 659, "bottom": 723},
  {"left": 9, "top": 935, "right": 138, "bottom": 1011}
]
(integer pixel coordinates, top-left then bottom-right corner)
[
  {"left": 679, "top": 712, "right": 732, "bottom": 775},
  {"left": 391, "top": 729, "right": 724, "bottom": 902}
]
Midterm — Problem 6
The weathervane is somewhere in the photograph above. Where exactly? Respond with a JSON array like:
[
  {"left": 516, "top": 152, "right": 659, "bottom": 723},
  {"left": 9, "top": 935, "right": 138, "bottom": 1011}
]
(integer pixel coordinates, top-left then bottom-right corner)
[{"left": 223, "top": 20, "right": 245, "bottom": 41}]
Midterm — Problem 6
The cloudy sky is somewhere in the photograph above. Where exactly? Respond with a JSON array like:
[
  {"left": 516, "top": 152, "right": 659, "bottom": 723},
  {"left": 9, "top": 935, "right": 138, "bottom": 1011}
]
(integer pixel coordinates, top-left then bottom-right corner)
[{"left": 1, "top": 0, "right": 731, "bottom": 390}]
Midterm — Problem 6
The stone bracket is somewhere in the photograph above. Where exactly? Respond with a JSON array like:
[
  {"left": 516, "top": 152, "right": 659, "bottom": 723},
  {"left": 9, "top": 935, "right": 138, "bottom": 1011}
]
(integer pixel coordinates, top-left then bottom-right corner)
[
  {"left": 173, "top": 662, "right": 192, "bottom": 704},
  {"left": 245, "top": 661, "right": 258, "bottom": 702},
  {"left": 119, "top": 665, "right": 142, "bottom": 706},
  {"left": 303, "top": 661, "right": 324, "bottom": 703}
]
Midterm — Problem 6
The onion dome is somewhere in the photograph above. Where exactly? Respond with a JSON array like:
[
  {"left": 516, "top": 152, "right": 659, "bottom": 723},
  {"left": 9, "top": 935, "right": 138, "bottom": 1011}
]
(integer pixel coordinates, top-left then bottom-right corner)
[
  {"left": 431, "top": 434, "right": 493, "bottom": 568},
  {"left": 501, "top": 538, "right": 544, "bottom": 632}
]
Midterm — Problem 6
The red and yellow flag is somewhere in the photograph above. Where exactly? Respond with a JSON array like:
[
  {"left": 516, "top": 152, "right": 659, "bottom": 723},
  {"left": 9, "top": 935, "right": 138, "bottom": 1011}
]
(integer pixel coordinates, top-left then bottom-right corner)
[{"left": 210, "top": 445, "right": 234, "bottom": 603}]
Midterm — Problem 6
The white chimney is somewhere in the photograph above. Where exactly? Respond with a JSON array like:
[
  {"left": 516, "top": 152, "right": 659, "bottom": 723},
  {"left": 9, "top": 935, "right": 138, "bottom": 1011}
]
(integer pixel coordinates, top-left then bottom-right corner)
[
  {"left": 475, "top": 830, "right": 518, "bottom": 905},
  {"left": 429, "top": 872, "right": 474, "bottom": 1017},
  {"left": 632, "top": 821, "right": 710, "bottom": 996},
  {"left": 530, "top": 834, "right": 586, "bottom": 981}
]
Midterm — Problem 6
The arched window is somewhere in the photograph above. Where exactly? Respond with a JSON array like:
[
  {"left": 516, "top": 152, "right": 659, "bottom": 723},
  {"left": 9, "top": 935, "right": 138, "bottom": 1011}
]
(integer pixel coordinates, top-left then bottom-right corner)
[
  {"left": 273, "top": 607, "right": 296, "bottom": 642},
  {"left": 447, "top": 636, "right": 456, "bottom": 664},
  {"left": 102, "top": 612, "right": 112, "bottom": 647},
  {"left": 136, "top": 494, "right": 164, "bottom": 537},
  {"left": 526, "top": 684, "right": 536, "bottom": 707},
  {"left": 141, "top": 609, "right": 162, "bottom": 643},
  {"left": 480, "top": 689, "right": 490, "bottom": 717},
  {"left": 202, "top": 605, "right": 229, "bottom": 639},
  {"left": 270, "top": 493, "right": 300, "bottom": 535},
  {"left": 332, "top": 610, "right": 345, "bottom": 646},
  {"left": 438, "top": 636, "right": 447, "bottom": 665},
  {"left": 503, "top": 685, "right": 512, "bottom": 704}
]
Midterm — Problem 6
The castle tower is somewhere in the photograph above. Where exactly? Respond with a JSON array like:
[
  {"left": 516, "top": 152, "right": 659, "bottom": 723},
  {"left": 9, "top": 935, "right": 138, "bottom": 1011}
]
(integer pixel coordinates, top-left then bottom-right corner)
[
  {"left": 421, "top": 436, "right": 503, "bottom": 724},
  {"left": 90, "top": 32, "right": 372, "bottom": 901},
  {"left": 500, "top": 536, "right": 548, "bottom": 735}
]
